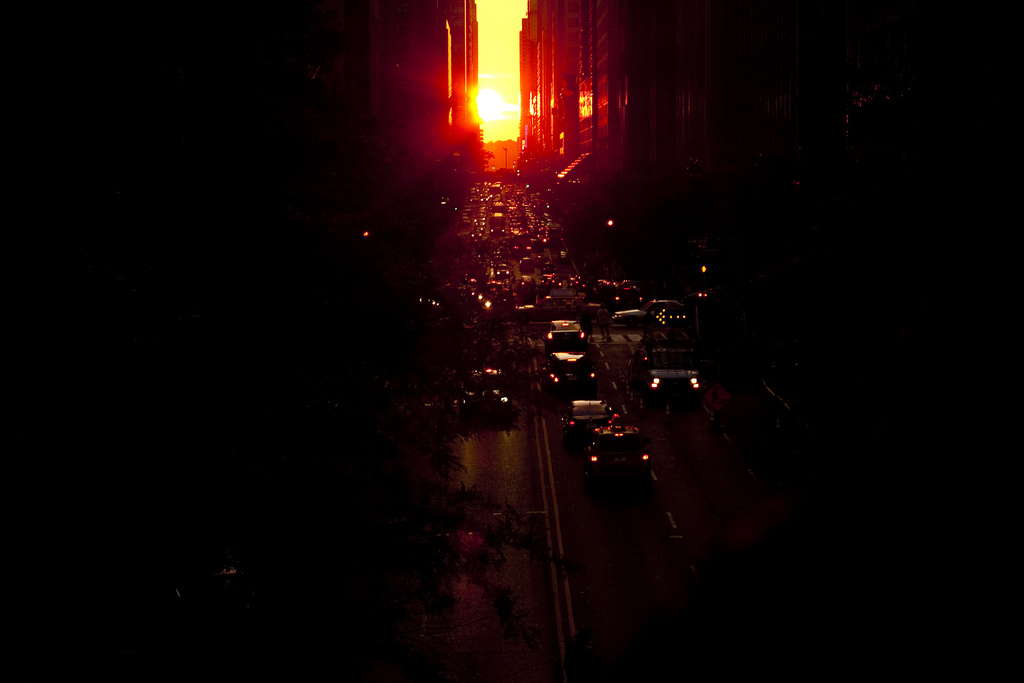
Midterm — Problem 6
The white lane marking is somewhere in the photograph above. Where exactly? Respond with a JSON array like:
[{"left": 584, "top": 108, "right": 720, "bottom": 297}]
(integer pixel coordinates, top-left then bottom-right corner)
[
  {"left": 666, "top": 512, "right": 677, "bottom": 529},
  {"left": 536, "top": 413, "right": 577, "bottom": 643},
  {"left": 533, "top": 413, "right": 568, "bottom": 658}
]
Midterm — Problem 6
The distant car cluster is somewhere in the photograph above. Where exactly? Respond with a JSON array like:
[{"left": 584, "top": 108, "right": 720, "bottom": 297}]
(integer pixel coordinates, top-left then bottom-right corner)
[{"left": 442, "top": 179, "right": 724, "bottom": 484}]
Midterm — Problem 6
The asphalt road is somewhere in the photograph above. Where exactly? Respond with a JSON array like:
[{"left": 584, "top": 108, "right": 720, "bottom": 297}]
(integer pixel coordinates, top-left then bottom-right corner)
[
  {"left": 446, "top": 326, "right": 808, "bottom": 682},
  {"left": 444, "top": 183, "right": 835, "bottom": 681}
]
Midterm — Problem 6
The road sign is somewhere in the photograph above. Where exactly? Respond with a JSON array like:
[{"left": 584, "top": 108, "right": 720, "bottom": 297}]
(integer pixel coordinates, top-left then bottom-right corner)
[{"left": 703, "top": 383, "right": 731, "bottom": 412}]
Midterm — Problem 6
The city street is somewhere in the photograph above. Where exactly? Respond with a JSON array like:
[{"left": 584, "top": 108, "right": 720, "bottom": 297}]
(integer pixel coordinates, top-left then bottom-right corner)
[{"left": 443, "top": 307, "right": 811, "bottom": 681}]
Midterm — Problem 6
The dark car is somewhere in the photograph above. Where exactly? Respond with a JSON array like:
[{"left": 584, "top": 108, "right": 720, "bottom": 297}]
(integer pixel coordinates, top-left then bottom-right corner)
[
  {"left": 492, "top": 262, "right": 512, "bottom": 283},
  {"left": 627, "top": 340, "right": 702, "bottom": 405},
  {"left": 682, "top": 287, "right": 727, "bottom": 307},
  {"left": 562, "top": 400, "right": 616, "bottom": 448},
  {"left": 545, "top": 320, "right": 588, "bottom": 353},
  {"left": 611, "top": 280, "right": 645, "bottom": 310},
  {"left": 543, "top": 352, "right": 597, "bottom": 397},
  {"left": 584, "top": 424, "right": 652, "bottom": 482},
  {"left": 461, "top": 367, "right": 514, "bottom": 426}
]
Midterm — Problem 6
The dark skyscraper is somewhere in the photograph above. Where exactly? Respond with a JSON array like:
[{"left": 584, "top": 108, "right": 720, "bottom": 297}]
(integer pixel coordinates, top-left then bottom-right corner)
[{"left": 527, "top": 1, "right": 879, "bottom": 184}]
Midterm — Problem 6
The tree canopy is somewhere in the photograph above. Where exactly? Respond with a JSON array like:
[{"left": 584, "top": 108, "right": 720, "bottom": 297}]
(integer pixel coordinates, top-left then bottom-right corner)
[{"left": 13, "top": 4, "right": 551, "bottom": 678}]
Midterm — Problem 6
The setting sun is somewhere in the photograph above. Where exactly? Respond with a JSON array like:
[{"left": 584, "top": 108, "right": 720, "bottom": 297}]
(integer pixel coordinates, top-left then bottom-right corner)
[{"left": 477, "top": 89, "right": 508, "bottom": 122}]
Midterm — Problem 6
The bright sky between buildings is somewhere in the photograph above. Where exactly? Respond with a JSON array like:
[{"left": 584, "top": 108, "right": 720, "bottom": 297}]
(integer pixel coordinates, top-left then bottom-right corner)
[{"left": 476, "top": 1, "right": 525, "bottom": 142}]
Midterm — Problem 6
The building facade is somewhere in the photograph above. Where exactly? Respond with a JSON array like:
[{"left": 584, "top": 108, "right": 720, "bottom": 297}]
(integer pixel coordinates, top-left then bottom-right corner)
[
  {"left": 324, "top": 0, "right": 482, "bottom": 168},
  {"left": 522, "top": 0, "right": 879, "bottom": 184}
]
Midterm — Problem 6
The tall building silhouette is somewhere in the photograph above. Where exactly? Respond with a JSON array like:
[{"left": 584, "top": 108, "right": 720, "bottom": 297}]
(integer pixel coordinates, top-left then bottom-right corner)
[
  {"left": 447, "top": 0, "right": 482, "bottom": 155},
  {"left": 323, "top": 0, "right": 481, "bottom": 169},
  {"left": 520, "top": 1, "right": 911, "bottom": 184}
]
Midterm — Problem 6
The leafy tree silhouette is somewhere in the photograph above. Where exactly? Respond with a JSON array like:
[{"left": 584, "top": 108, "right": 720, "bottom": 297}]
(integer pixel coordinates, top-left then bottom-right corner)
[{"left": 18, "top": 4, "right": 564, "bottom": 678}]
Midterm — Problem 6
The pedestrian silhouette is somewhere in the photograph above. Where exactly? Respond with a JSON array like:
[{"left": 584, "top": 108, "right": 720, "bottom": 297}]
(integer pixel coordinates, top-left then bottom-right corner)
[
  {"left": 642, "top": 309, "right": 655, "bottom": 336},
  {"left": 563, "top": 626, "right": 598, "bottom": 682},
  {"left": 596, "top": 305, "right": 611, "bottom": 341},
  {"left": 579, "top": 309, "right": 593, "bottom": 341}
]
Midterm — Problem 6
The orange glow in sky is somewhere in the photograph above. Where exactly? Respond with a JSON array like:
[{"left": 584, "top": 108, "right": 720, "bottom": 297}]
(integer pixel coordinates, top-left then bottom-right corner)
[{"left": 476, "top": 1, "right": 525, "bottom": 142}]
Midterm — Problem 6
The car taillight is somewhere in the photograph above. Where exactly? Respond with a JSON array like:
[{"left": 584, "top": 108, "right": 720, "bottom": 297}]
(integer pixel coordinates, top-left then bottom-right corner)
[
  {"left": 547, "top": 332, "right": 553, "bottom": 339},
  {"left": 642, "top": 454, "right": 649, "bottom": 460},
  {"left": 579, "top": 331, "right": 585, "bottom": 338},
  {"left": 590, "top": 455, "right": 598, "bottom": 462}
]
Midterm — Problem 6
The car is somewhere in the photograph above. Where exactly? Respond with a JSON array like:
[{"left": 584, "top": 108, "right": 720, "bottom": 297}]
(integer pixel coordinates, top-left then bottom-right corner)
[
  {"left": 627, "top": 339, "right": 703, "bottom": 404},
  {"left": 611, "top": 280, "right": 645, "bottom": 309},
  {"left": 515, "top": 295, "right": 601, "bottom": 324},
  {"left": 460, "top": 367, "right": 514, "bottom": 425},
  {"left": 583, "top": 424, "right": 652, "bottom": 482},
  {"left": 480, "top": 288, "right": 515, "bottom": 318},
  {"left": 545, "top": 320, "right": 588, "bottom": 353},
  {"left": 682, "top": 287, "right": 727, "bottom": 307},
  {"left": 562, "top": 400, "right": 617, "bottom": 448},
  {"left": 611, "top": 299, "right": 687, "bottom": 327},
  {"left": 492, "top": 263, "right": 512, "bottom": 282},
  {"left": 543, "top": 352, "right": 597, "bottom": 397}
]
